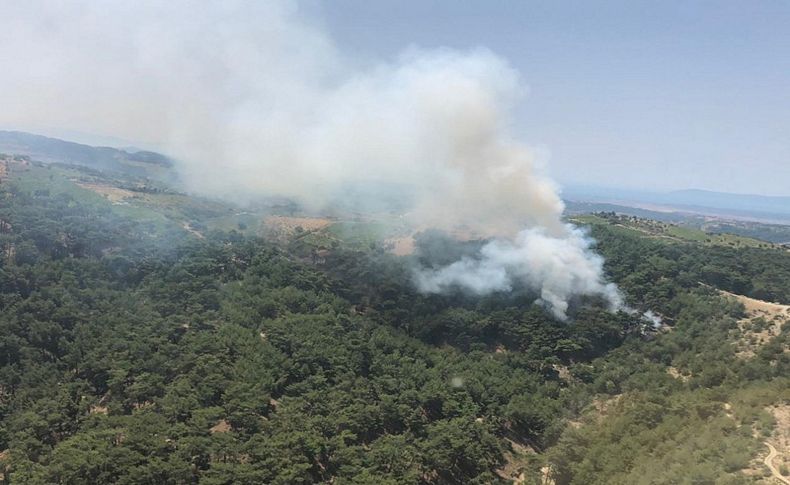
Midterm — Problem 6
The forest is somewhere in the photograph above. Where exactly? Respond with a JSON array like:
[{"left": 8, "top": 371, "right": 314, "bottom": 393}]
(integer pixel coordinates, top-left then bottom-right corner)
[{"left": 0, "top": 162, "right": 789, "bottom": 484}]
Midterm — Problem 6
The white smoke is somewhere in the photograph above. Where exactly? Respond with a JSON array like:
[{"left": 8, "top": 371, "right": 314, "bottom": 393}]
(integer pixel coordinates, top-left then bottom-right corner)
[
  {"left": 641, "top": 310, "right": 663, "bottom": 329},
  {"left": 0, "top": 1, "right": 627, "bottom": 318},
  {"left": 415, "top": 225, "right": 624, "bottom": 320}
]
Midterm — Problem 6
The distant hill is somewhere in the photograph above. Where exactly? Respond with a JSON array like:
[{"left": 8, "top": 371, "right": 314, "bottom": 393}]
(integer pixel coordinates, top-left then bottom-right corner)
[
  {"left": 563, "top": 200, "right": 690, "bottom": 222},
  {"left": 564, "top": 185, "right": 790, "bottom": 223},
  {"left": 0, "top": 130, "right": 174, "bottom": 180},
  {"left": 666, "top": 189, "right": 790, "bottom": 217}
]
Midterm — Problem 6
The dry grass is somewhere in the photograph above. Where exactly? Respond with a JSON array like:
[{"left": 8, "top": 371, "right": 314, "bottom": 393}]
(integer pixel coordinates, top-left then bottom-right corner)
[
  {"left": 263, "top": 216, "right": 333, "bottom": 241},
  {"left": 76, "top": 182, "right": 137, "bottom": 202},
  {"left": 496, "top": 439, "right": 535, "bottom": 484},
  {"left": 667, "top": 366, "right": 690, "bottom": 382},
  {"left": 590, "top": 394, "right": 624, "bottom": 418},
  {"left": 717, "top": 290, "right": 789, "bottom": 359},
  {"left": 740, "top": 404, "right": 790, "bottom": 483},
  {"left": 766, "top": 404, "right": 790, "bottom": 480},
  {"left": 771, "top": 405, "right": 790, "bottom": 455},
  {"left": 565, "top": 394, "right": 625, "bottom": 432},
  {"left": 264, "top": 215, "right": 332, "bottom": 232},
  {"left": 89, "top": 405, "right": 109, "bottom": 415},
  {"left": 210, "top": 419, "right": 232, "bottom": 434},
  {"left": 724, "top": 290, "right": 790, "bottom": 317}
]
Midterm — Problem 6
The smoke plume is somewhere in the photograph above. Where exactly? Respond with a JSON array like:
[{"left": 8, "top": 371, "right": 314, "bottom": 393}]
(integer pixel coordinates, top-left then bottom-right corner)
[
  {"left": 414, "top": 226, "right": 624, "bottom": 320},
  {"left": 0, "top": 1, "right": 627, "bottom": 318}
]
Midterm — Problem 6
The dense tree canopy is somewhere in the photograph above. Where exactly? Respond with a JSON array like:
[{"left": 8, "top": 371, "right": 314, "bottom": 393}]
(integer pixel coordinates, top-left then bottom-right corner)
[{"left": 0, "top": 173, "right": 788, "bottom": 483}]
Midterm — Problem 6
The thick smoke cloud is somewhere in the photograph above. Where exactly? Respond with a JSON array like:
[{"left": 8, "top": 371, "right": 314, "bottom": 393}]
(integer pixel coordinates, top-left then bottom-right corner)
[
  {"left": 0, "top": 1, "right": 626, "bottom": 318},
  {"left": 415, "top": 226, "right": 624, "bottom": 320}
]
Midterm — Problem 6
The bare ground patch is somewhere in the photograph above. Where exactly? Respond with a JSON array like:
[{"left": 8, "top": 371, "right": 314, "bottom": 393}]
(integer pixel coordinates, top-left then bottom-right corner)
[
  {"left": 590, "top": 394, "right": 624, "bottom": 418},
  {"left": 667, "top": 366, "right": 691, "bottom": 382},
  {"left": 89, "top": 405, "right": 109, "bottom": 415},
  {"left": 496, "top": 439, "right": 535, "bottom": 484},
  {"left": 263, "top": 215, "right": 333, "bottom": 239},
  {"left": 565, "top": 394, "right": 625, "bottom": 431},
  {"left": 182, "top": 222, "right": 205, "bottom": 239},
  {"left": 384, "top": 235, "right": 416, "bottom": 255},
  {"left": 765, "top": 404, "right": 790, "bottom": 483},
  {"left": 210, "top": 419, "right": 232, "bottom": 434},
  {"left": 740, "top": 404, "right": 790, "bottom": 483},
  {"left": 718, "top": 290, "right": 790, "bottom": 359},
  {"left": 771, "top": 405, "right": 790, "bottom": 458},
  {"left": 76, "top": 182, "right": 137, "bottom": 202},
  {"left": 552, "top": 364, "right": 572, "bottom": 383}
]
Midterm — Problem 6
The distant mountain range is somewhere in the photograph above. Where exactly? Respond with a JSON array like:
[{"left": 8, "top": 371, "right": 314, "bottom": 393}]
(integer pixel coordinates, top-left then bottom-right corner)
[
  {"left": 0, "top": 130, "right": 174, "bottom": 180},
  {"left": 664, "top": 189, "right": 790, "bottom": 217},
  {"left": 563, "top": 185, "right": 790, "bottom": 223}
]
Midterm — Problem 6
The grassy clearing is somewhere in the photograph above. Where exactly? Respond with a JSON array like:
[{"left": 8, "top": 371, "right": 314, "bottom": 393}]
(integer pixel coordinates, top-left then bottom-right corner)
[
  {"left": 7, "top": 162, "right": 237, "bottom": 237},
  {"left": 667, "top": 225, "right": 768, "bottom": 248},
  {"left": 203, "top": 213, "right": 263, "bottom": 235},
  {"left": 326, "top": 220, "right": 406, "bottom": 248},
  {"left": 10, "top": 163, "right": 108, "bottom": 206}
]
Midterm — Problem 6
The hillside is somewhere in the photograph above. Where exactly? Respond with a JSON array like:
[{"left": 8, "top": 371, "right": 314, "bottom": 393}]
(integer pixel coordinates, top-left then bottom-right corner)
[
  {"left": 565, "top": 201, "right": 790, "bottom": 246},
  {"left": 0, "top": 155, "right": 788, "bottom": 484},
  {"left": 0, "top": 131, "right": 174, "bottom": 181}
]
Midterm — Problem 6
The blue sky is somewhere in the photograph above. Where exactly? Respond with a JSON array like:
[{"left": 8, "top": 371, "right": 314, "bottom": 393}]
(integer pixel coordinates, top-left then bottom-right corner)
[{"left": 309, "top": 1, "right": 790, "bottom": 196}]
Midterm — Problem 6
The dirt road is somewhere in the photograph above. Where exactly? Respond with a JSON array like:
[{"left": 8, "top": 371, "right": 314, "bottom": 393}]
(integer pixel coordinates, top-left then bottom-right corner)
[{"left": 764, "top": 442, "right": 790, "bottom": 485}]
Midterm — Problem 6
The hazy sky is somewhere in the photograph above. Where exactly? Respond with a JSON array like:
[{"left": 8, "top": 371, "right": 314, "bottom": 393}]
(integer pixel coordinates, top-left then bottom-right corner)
[
  {"left": 3, "top": 1, "right": 788, "bottom": 197},
  {"left": 308, "top": 1, "right": 790, "bottom": 196}
]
